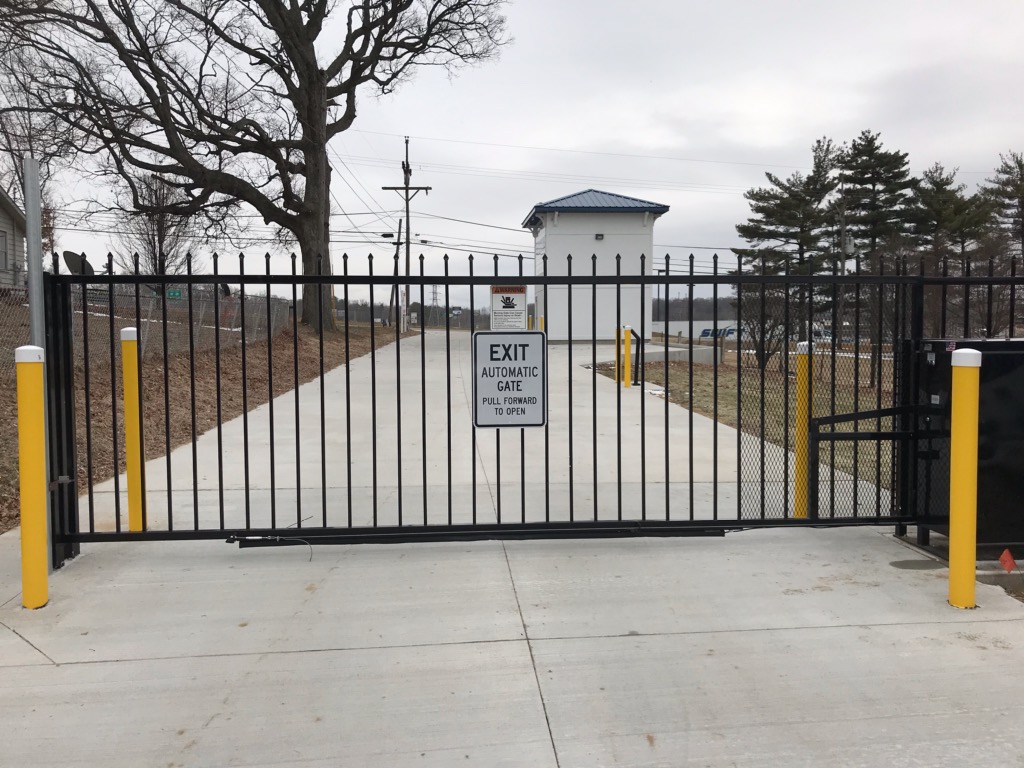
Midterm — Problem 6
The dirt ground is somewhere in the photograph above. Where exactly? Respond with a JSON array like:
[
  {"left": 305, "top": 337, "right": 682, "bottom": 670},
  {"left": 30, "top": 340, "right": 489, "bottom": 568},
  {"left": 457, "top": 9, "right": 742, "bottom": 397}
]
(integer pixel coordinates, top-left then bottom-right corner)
[{"left": 0, "top": 322, "right": 403, "bottom": 534}]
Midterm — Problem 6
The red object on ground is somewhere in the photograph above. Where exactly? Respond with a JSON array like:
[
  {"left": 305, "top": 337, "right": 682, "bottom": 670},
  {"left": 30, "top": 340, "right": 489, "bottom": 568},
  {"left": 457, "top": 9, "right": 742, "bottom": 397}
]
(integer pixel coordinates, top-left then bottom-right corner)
[{"left": 999, "top": 548, "right": 1016, "bottom": 574}]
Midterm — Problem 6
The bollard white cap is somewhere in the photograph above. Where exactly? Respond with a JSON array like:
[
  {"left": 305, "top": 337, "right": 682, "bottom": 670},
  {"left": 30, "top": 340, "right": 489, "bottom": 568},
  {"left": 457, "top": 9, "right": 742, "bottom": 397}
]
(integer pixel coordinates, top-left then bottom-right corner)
[
  {"left": 120, "top": 327, "right": 138, "bottom": 342},
  {"left": 796, "top": 341, "right": 814, "bottom": 354},
  {"left": 15, "top": 345, "right": 44, "bottom": 364},
  {"left": 951, "top": 348, "right": 981, "bottom": 368}
]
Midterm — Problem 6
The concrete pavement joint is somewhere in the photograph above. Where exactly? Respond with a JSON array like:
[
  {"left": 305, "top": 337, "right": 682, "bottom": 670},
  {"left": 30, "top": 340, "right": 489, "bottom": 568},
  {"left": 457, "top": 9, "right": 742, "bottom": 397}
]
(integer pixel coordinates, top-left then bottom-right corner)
[
  {"left": 526, "top": 615, "right": 1024, "bottom": 644},
  {"left": 0, "top": 619, "right": 58, "bottom": 666},
  {"left": 502, "top": 541, "right": 562, "bottom": 768},
  {"left": 0, "top": 636, "right": 528, "bottom": 668}
]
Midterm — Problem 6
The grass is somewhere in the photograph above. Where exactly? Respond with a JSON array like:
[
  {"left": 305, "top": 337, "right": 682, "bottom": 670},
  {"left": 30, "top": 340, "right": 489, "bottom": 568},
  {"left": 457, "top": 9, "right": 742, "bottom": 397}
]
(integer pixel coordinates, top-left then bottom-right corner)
[{"left": 603, "top": 345, "right": 900, "bottom": 489}]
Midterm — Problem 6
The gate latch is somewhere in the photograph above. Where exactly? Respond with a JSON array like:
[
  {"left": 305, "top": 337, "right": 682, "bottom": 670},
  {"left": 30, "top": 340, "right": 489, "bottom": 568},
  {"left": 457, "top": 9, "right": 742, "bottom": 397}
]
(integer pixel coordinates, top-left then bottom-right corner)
[{"left": 48, "top": 475, "right": 73, "bottom": 492}]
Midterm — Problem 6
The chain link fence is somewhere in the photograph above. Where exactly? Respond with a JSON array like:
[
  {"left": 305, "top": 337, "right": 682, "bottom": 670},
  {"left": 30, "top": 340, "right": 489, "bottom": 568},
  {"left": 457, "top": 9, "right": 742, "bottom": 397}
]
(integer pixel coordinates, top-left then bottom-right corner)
[
  {"left": 0, "top": 286, "right": 31, "bottom": 377},
  {"left": 69, "top": 284, "right": 292, "bottom": 366},
  {"left": 0, "top": 283, "right": 292, "bottom": 375}
]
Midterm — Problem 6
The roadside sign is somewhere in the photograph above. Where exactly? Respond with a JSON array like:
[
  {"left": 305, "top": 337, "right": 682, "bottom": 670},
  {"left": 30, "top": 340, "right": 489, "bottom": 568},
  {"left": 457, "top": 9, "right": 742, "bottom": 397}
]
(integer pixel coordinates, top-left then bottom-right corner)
[
  {"left": 451, "top": 306, "right": 462, "bottom": 316},
  {"left": 490, "top": 285, "right": 527, "bottom": 331},
  {"left": 167, "top": 289, "right": 182, "bottom": 299},
  {"left": 472, "top": 331, "right": 547, "bottom": 428}
]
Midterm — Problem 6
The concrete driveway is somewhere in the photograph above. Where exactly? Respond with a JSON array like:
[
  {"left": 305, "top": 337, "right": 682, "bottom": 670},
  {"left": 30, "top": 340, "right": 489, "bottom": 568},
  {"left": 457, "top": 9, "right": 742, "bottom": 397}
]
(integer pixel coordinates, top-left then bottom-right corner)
[{"left": 3, "top": 330, "right": 1024, "bottom": 766}]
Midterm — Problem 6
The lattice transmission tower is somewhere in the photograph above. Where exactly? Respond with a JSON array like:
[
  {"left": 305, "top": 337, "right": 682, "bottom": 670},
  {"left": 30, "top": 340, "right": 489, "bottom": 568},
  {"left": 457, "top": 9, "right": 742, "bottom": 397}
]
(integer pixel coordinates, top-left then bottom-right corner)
[{"left": 427, "top": 284, "right": 446, "bottom": 326}]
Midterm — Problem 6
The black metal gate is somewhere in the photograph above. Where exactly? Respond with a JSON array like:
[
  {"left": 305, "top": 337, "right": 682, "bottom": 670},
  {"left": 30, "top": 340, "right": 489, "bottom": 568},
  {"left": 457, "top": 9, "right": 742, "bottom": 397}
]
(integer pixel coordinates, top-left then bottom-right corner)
[{"left": 42, "top": 251, "right": 1022, "bottom": 564}]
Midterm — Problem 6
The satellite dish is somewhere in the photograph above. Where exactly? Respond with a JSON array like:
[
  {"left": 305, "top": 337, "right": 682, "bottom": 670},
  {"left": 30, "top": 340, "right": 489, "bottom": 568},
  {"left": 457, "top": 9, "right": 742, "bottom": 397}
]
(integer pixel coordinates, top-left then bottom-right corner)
[{"left": 62, "top": 251, "right": 95, "bottom": 276}]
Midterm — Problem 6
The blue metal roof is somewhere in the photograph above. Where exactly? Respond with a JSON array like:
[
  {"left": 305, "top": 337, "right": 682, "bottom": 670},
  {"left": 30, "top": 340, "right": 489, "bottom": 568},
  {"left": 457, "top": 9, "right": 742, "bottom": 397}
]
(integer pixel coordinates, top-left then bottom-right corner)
[{"left": 522, "top": 189, "right": 669, "bottom": 228}]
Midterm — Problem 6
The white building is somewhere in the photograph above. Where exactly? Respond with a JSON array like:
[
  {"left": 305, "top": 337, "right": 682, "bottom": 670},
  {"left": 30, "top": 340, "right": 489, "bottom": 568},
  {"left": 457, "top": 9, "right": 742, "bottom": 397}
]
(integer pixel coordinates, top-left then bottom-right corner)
[
  {"left": 522, "top": 189, "right": 669, "bottom": 341},
  {"left": 0, "top": 187, "right": 26, "bottom": 288}
]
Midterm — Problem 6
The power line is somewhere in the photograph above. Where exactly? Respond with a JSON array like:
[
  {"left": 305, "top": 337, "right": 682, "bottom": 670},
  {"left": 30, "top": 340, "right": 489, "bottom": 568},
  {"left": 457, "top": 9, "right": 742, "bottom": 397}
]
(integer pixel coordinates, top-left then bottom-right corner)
[
  {"left": 414, "top": 211, "right": 525, "bottom": 232},
  {"left": 335, "top": 154, "right": 749, "bottom": 195},
  {"left": 354, "top": 129, "right": 806, "bottom": 171}
]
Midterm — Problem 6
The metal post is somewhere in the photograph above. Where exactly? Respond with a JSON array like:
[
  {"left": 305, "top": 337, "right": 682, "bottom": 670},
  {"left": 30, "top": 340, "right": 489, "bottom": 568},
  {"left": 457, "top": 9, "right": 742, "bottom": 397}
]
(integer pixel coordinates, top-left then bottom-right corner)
[
  {"left": 24, "top": 159, "right": 45, "bottom": 347},
  {"left": 948, "top": 348, "right": 981, "bottom": 609},
  {"left": 121, "top": 327, "right": 145, "bottom": 532},
  {"left": 795, "top": 341, "right": 813, "bottom": 519},
  {"left": 17, "top": 345, "right": 48, "bottom": 609}
]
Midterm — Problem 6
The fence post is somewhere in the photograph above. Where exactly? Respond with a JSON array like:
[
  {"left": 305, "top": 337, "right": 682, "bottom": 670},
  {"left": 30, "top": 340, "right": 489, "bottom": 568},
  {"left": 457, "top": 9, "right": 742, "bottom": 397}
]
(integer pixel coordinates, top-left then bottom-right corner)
[
  {"left": 121, "top": 327, "right": 145, "bottom": 532},
  {"left": 794, "top": 341, "right": 813, "bottom": 519},
  {"left": 17, "top": 346, "right": 48, "bottom": 609},
  {"left": 623, "top": 326, "right": 632, "bottom": 388},
  {"left": 949, "top": 348, "right": 981, "bottom": 609}
]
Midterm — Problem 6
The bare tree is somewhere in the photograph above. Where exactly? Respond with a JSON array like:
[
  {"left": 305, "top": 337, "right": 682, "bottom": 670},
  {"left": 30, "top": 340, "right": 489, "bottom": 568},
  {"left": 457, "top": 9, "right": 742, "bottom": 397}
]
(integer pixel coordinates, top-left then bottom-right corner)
[
  {"left": 0, "top": 0, "right": 508, "bottom": 330},
  {"left": 0, "top": 47, "right": 80, "bottom": 253},
  {"left": 112, "top": 174, "right": 203, "bottom": 275}
]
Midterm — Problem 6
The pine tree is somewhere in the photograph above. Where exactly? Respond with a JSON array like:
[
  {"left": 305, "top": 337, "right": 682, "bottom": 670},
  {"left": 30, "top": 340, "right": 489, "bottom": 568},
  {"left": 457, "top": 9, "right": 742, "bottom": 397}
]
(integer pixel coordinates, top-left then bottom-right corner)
[
  {"left": 839, "top": 131, "right": 915, "bottom": 380},
  {"left": 840, "top": 130, "right": 915, "bottom": 273},
  {"left": 733, "top": 138, "right": 838, "bottom": 366},
  {"left": 908, "top": 163, "right": 961, "bottom": 264},
  {"left": 983, "top": 151, "right": 1024, "bottom": 258},
  {"left": 906, "top": 164, "right": 997, "bottom": 336},
  {"left": 735, "top": 138, "right": 839, "bottom": 276}
]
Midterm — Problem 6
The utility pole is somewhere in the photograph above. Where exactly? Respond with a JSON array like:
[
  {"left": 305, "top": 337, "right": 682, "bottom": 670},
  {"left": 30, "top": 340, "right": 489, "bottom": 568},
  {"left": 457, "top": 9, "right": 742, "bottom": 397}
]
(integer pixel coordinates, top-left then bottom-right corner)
[
  {"left": 383, "top": 136, "right": 430, "bottom": 332},
  {"left": 385, "top": 220, "right": 404, "bottom": 325}
]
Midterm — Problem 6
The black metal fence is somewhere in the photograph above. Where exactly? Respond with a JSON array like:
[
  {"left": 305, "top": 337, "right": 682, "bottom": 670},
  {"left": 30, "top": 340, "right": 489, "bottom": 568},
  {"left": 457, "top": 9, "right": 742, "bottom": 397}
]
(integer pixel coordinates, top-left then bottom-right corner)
[{"left": 43, "top": 251, "right": 1024, "bottom": 562}]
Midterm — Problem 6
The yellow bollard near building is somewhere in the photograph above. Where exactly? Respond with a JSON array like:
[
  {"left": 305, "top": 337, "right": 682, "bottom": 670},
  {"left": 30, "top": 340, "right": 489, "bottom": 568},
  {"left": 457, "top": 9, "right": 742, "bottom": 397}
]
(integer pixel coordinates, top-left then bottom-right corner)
[
  {"left": 623, "top": 326, "right": 632, "bottom": 388},
  {"left": 794, "top": 341, "right": 813, "bottom": 519},
  {"left": 16, "top": 346, "right": 48, "bottom": 610},
  {"left": 540, "top": 316, "right": 544, "bottom": 332},
  {"left": 614, "top": 327, "right": 620, "bottom": 383},
  {"left": 121, "top": 327, "right": 145, "bottom": 533},
  {"left": 949, "top": 347, "right": 981, "bottom": 609}
]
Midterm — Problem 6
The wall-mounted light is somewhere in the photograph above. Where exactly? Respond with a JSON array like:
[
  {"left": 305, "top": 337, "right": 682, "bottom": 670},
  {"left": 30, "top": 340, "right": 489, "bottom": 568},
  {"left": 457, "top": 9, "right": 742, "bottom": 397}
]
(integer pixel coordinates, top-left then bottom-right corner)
[{"left": 595, "top": 233, "right": 604, "bottom": 241}]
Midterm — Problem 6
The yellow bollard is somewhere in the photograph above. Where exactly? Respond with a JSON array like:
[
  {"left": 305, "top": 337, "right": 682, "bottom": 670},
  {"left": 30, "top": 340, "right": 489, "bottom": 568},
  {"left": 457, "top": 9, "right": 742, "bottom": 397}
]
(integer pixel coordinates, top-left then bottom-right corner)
[
  {"left": 528, "top": 316, "right": 533, "bottom": 330},
  {"left": 623, "top": 326, "right": 632, "bottom": 388},
  {"left": 540, "top": 316, "right": 544, "bottom": 332},
  {"left": 614, "top": 327, "right": 621, "bottom": 383},
  {"left": 949, "top": 347, "right": 981, "bottom": 609},
  {"left": 794, "top": 341, "right": 812, "bottom": 519},
  {"left": 17, "top": 346, "right": 48, "bottom": 609},
  {"left": 121, "top": 327, "right": 145, "bottom": 532}
]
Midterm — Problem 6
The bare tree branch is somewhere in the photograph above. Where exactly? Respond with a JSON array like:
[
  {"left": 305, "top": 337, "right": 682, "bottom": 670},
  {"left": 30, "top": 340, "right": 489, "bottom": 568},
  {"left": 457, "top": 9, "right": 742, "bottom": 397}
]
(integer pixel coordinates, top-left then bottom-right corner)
[{"left": 0, "top": 0, "right": 509, "bottom": 328}]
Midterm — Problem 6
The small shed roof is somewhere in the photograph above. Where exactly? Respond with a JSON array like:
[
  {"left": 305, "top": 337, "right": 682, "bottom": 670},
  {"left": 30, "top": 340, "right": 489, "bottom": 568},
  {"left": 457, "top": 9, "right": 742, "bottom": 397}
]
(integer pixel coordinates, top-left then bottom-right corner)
[
  {"left": 0, "top": 186, "right": 26, "bottom": 231},
  {"left": 522, "top": 188, "right": 669, "bottom": 228}
]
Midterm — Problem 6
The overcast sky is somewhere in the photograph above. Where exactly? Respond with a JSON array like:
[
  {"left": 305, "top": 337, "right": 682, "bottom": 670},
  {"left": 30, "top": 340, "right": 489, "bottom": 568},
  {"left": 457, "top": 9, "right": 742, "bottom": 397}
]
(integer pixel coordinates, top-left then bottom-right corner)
[
  {"left": 332, "top": 0, "right": 1024, "bottom": 273},
  {"left": 59, "top": 0, "right": 1024, "bottom": 298}
]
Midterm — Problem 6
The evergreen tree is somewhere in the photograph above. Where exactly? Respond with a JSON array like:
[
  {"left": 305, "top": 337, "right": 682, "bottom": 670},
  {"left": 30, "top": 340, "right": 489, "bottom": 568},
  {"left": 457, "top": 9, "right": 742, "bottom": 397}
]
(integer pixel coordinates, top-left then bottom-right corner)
[
  {"left": 733, "top": 138, "right": 838, "bottom": 365},
  {"left": 983, "top": 151, "right": 1024, "bottom": 258},
  {"left": 735, "top": 138, "right": 839, "bottom": 277},
  {"left": 838, "top": 131, "right": 914, "bottom": 381},
  {"left": 839, "top": 130, "right": 915, "bottom": 273},
  {"left": 906, "top": 164, "right": 997, "bottom": 336},
  {"left": 907, "top": 163, "right": 961, "bottom": 265}
]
